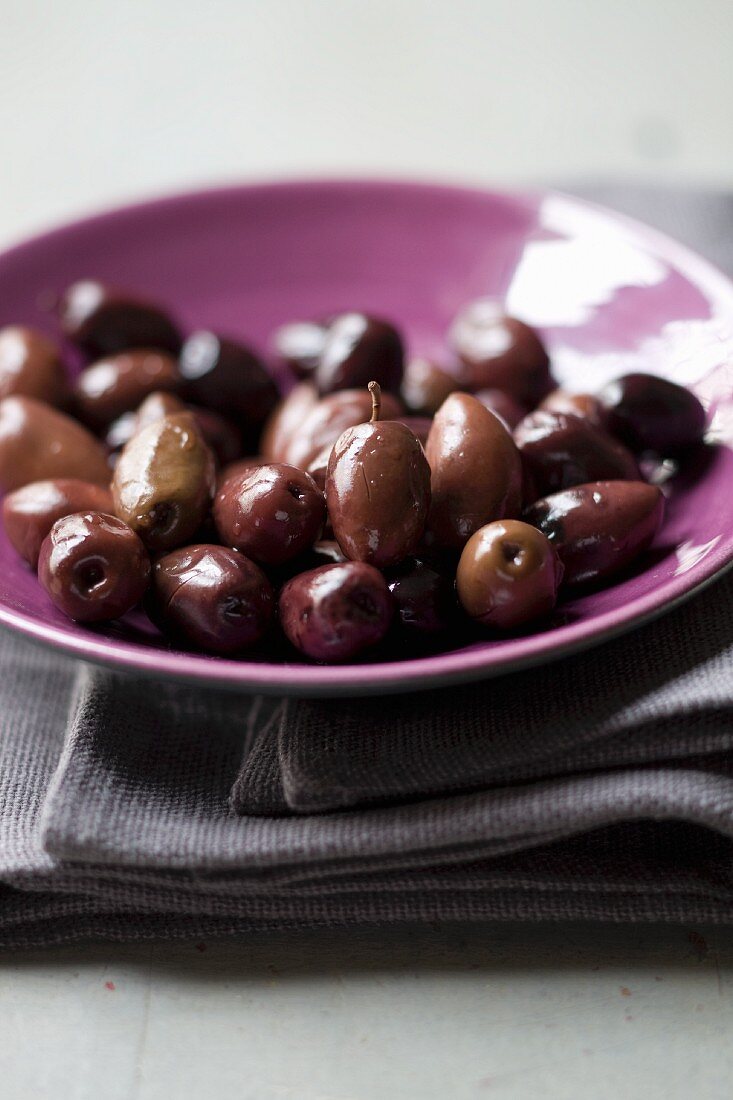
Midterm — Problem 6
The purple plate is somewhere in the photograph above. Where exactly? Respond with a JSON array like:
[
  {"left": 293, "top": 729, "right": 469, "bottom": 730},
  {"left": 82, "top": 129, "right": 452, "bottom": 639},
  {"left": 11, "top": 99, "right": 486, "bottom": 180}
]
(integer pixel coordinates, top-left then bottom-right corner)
[{"left": 1, "top": 179, "right": 732, "bottom": 696}]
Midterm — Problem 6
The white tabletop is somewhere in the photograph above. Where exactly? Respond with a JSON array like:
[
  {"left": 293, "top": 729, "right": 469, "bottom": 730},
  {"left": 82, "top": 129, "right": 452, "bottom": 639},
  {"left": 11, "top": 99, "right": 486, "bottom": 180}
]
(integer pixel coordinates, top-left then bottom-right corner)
[{"left": 2, "top": 3, "right": 733, "bottom": 1097}]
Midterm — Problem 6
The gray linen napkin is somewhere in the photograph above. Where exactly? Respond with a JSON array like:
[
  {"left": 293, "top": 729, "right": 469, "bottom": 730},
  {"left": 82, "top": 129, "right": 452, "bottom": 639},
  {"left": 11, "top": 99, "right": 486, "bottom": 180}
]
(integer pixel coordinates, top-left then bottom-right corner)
[{"left": 0, "top": 183, "right": 732, "bottom": 946}]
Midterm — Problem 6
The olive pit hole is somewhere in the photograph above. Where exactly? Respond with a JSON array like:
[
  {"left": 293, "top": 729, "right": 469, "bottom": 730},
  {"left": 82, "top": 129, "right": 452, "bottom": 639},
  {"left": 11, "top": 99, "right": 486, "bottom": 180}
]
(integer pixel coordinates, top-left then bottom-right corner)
[{"left": 501, "top": 540, "right": 524, "bottom": 566}]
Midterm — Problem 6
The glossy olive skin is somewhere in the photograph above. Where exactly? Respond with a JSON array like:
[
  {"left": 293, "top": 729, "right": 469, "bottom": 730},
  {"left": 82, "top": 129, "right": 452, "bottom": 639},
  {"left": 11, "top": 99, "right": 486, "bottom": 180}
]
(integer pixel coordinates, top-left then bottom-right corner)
[
  {"left": 273, "top": 320, "right": 328, "bottom": 377},
  {"left": 599, "top": 373, "right": 706, "bottom": 453},
  {"left": 3, "top": 479, "right": 114, "bottom": 568},
  {"left": 112, "top": 412, "right": 215, "bottom": 550},
  {"left": 425, "top": 393, "right": 522, "bottom": 549},
  {"left": 456, "top": 519, "right": 563, "bottom": 628},
  {"left": 215, "top": 455, "right": 266, "bottom": 490},
  {"left": 315, "top": 313, "right": 404, "bottom": 396},
  {"left": 449, "top": 299, "right": 553, "bottom": 404},
  {"left": 514, "top": 410, "right": 640, "bottom": 497},
  {"left": 38, "top": 511, "right": 150, "bottom": 622},
  {"left": 279, "top": 562, "right": 393, "bottom": 661},
  {"left": 474, "top": 388, "right": 528, "bottom": 430},
  {"left": 401, "top": 357, "right": 458, "bottom": 415},
  {"left": 149, "top": 544, "right": 273, "bottom": 654},
  {"left": 179, "top": 331, "right": 278, "bottom": 438},
  {"left": 108, "top": 391, "right": 242, "bottom": 467},
  {"left": 0, "top": 396, "right": 110, "bottom": 492},
  {"left": 328, "top": 420, "right": 431, "bottom": 568},
  {"left": 74, "top": 350, "right": 180, "bottom": 428},
  {"left": 59, "top": 280, "right": 181, "bottom": 357},
  {"left": 387, "top": 559, "right": 457, "bottom": 635},
  {"left": 524, "top": 480, "right": 665, "bottom": 585},
  {"left": 261, "top": 382, "right": 319, "bottom": 463},
  {"left": 282, "top": 388, "right": 403, "bottom": 470},
  {"left": 214, "top": 463, "right": 325, "bottom": 565},
  {"left": 538, "top": 389, "right": 608, "bottom": 429},
  {"left": 0, "top": 326, "right": 68, "bottom": 406}
]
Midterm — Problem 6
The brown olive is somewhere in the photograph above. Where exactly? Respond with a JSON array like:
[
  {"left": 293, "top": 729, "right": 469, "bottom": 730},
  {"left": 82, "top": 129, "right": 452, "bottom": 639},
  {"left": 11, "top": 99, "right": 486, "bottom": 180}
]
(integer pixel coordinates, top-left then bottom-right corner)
[
  {"left": 108, "top": 391, "right": 242, "bottom": 468},
  {"left": 386, "top": 558, "right": 458, "bottom": 635},
  {"left": 400, "top": 356, "right": 459, "bottom": 415},
  {"left": 214, "top": 463, "right": 325, "bottom": 565},
  {"left": 0, "top": 396, "right": 110, "bottom": 492},
  {"left": 260, "top": 382, "right": 319, "bottom": 463},
  {"left": 524, "top": 480, "right": 665, "bottom": 585},
  {"left": 599, "top": 373, "right": 706, "bottom": 453},
  {"left": 474, "top": 388, "right": 528, "bottom": 430},
  {"left": 272, "top": 320, "right": 328, "bottom": 377},
  {"left": 148, "top": 544, "right": 273, "bottom": 653},
  {"left": 282, "top": 387, "right": 403, "bottom": 470},
  {"left": 0, "top": 326, "right": 68, "bottom": 406},
  {"left": 38, "top": 511, "right": 150, "bottom": 622},
  {"left": 315, "top": 313, "right": 404, "bottom": 396},
  {"left": 74, "top": 349, "right": 180, "bottom": 428},
  {"left": 456, "top": 519, "right": 563, "bottom": 628},
  {"left": 3, "top": 478, "right": 114, "bottom": 568},
  {"left": 178, "top": 331, "right": 278, "bottom": 440},
  {"left": 449, "top": 299, "right": 553, "bottom": 404},
  {"left": 111, "top": 411, "right": 215, "bottom": 550},
  {"left": 514, "top": 410, "right": 640, "bottom": 497},
  {"left": 425, "top": 392, "right": 522, "bottom": 549},
  {"left": 59, "top": 280, "right": 181, "bottom": 357},
  {"left": 538, "top": 389, "right": 608, "bottom": 429}
]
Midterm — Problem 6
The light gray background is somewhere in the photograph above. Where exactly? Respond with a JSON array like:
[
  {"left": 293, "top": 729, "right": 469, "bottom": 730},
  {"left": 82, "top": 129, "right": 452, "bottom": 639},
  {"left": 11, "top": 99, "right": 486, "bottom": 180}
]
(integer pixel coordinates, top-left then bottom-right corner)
[{"left": 1, "top": 2, "right": 733, "bottom": 1097}]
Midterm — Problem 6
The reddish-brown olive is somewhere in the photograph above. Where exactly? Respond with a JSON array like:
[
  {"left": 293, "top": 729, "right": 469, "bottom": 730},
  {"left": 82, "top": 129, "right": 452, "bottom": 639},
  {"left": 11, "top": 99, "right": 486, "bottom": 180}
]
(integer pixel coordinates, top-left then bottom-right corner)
[
  {"left": 538, "top": 389, "right": 608, "bottom": 429},
  {"left": 3, "top": 479, "right": 114, "bottom": 568},
  {"left": 38, "top": 511, "right": 150, "bottom": 622},
  {"left": 514, "top": 410, "right": 640, "bottom": 497},
  {"left": 474, "top": 389, "right": 528, "bottom": 430},
  {"left": 272, "top": 320, "right": 328, "bottom": 377},
  {"left": 449, "top": 299, "right": 553, "bottom": 404},
  {"left": 214, "top": 463, "right": 325, "bottom": 565},
  {"left": 387, "top": 558, "right": 457, "bottom": 635},
  {"left": 425, "top": 392, "right": 522, "bottom": 549},
  {"left": 0, "top": 326, "right": 68, "bottom": 406},
  {"left": 260, "top": 382, "right": 319, "bottom": 463},
  {"left": 58, "top": 280, "right": 181, "bottom": 357},
  {"left": 179, "top": 331, "right": 278, "bottom": 439},
  {"left": 599, "top": 373, "right": 706, "bottom": 453},
  {"left": 315, "top": 313, "right": 404, "bottom": 396},
  {"left": 279, "top": 562, "right": 393, "bottom": 661},
  {"left": 524, "top": 480, "right": 665, "bottom": 585},
  {"left": 74, "top": 349, "right": 180, "bottom": 428},
  {"left": 456, "top": 519, "right": 563, "bottom": 628},
  {"left": 281, "top": 387, "right": 403, "bottom": 470},
  {"left": 400, "top": 357, "right": 459, "bottom": 416},
  {"left": 0, "top": 396, "right": 110, "bottom": 492},
  {"left": 149, "top": 544, "right": 273, "bottom": 653}
]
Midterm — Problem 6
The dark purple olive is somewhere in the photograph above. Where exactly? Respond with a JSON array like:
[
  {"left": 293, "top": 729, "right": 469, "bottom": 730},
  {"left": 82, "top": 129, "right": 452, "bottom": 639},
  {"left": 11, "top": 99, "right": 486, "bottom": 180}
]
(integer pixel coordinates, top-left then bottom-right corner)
[
  {"left": 38, "top": 511, "right": 150, "bottom": 622},
  {"left": 214, "top": 463, "right": 325, "bottom": 565},
  {"left": 0, "top": 396, "right": 110, "bottom": 492},
  {"left": 315, "top": 313, "right": 404, "bottom": 396},
  {"left": 538, "top": 389, "right": 608, "bottom": 429},
  {"left": 599, "top": 373, "right": 706, "bottom": 453},
  {"left": 272, "top": 320, "right": 328, "bottom": 377},
  {"left": 327, "top": 384, "right": 431, "bottom": 569},
  {"left": 400, "top": 356, "right": 459, "bottom": 415},
  {"left": 74, "top": 349, "right": 180, "bottom": 428},
  {"left": 0, "top": 326, "right": 68, "bottom": 406},
  {"left": 387, "top": 558, "right": 457, "bottom": 635},
  {"left": 3, "top": 478, "right": 114, "bottom": 568},
  {"left": 456, "top": 519, "right": 563, "bottom": 628},
  {"left": 179, "top": 331, "right": 279, "bottom": 439},
  {"left": 449, "top": 299, "right": 553, "bottom": 404},
  {"left": 260, "top": 383, "right": 318, "bottom": 463},
  {"left": 279, "top": 562, "right": 393, "bottom": 661},
  {"left": 474, "top": 389, "right": 528, "bottom": 430},
  {"left": 149, "top": 544, "right": 273, "bottom": 653},
  {"left": 58, "top": 280, "right": 181, "bottom": 357},
  {"left": 282, "top": 387, "right": 403, "bottom": 470},
  {"left": 513, "top": 410, "right": 640, "bottom": 497},
  {"left": 524, "top": 480, "right": 665, "bottom": 585}
]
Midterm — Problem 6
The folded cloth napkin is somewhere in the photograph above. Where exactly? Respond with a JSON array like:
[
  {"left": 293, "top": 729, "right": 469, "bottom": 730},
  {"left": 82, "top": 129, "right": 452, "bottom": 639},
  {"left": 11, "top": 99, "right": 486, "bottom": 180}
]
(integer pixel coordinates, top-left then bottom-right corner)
[{"left": 1, "top": 184, "right": 733, "bottom": 947}]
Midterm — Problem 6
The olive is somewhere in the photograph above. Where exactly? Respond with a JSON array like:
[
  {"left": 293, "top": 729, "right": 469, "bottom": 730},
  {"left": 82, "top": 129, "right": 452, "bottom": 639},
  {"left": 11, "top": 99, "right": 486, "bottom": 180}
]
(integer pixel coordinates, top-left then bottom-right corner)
[
  {"left": 448, "top": 299, "right": 553, "bottom": 404},
  {"left": 425, "top": 392, "right": 522, "bottom": 549},
  {"left": 178, "top": 331, "right": 278, "bottom": 440},
  {"left": 214, "top": 463, "right": 325, "bottom": 565},
  {"left": 0, "top": 396, "right": 110, "bottom": 492},
  {"left": 260, "top": 382, "right": 318, "bottom": 463},
  {"left": 58, "top": 280, "right": 181, "bottom": 357},
  {"left": 456, "top": 519, "right": 563, "bottom": 629},
  {"left": 107, "top": 391, "right": 242, "bottom": 468},
  {"left": 513, "top": 410, "right": 640, "bottom": 497},
  {"left": 279, "top": 562, "right": 393, "bottom": 661},
  {"left": 74, "top": 349, "right": 180, "bottom": 428},
  {"left": 327, "top": 383, "right": 431, "bottom": 568},
  {"left": 474, "top": 389, "right": 528, "bottom": 430},
  {"left": 38, "top": 511, "right": 150, "bottom": 622},
  {"left": 538, "top": 389, "right": 608, "bottom": 429},
  {"left": 599, "top": 373, "right": 706, "bottom": 453},
  {"left": 393, "top": 416, "right": 433, "bottom": 448},
  {"left": 272, "top": 320, "right": 328, "bottom": 377},
  {"left": 148, "top": 544, "right": 273, "bottom": 654},
  {"left": 282, "top": 387, "right": 403, "bottom": 470},
  {"left": 387, "top": 558, "right": 457, "bottom": 635},
  {"left": 315, "top": 312, "right": 404, "bottom": 396},
  {"left": 215, "top": 456, "right": 266, "bottom": 490},
  {"left": 3, "top": 478, "right": 114, "bottom": 568},
  {"left": 400, "top": 356, "right": 459, "bottom": 415},
  {"left": 305, "top": 443, "right": 332, "bottom": 493},
  {"left": 111, "top": 411, "right": 215, "bottom": 550},
  {"left": 0, "top": 326, "right": 68, "bottom": 406},
  {"left": 524, "top": 480, "right": 665, "bottom": 585}
]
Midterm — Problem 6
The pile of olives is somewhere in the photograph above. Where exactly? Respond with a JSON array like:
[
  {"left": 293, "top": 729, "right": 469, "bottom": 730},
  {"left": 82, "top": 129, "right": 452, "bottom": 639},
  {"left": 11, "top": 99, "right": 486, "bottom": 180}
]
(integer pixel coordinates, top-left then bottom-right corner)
[{"left": 0, "top": 280, "right": 706, "bottom": 663}]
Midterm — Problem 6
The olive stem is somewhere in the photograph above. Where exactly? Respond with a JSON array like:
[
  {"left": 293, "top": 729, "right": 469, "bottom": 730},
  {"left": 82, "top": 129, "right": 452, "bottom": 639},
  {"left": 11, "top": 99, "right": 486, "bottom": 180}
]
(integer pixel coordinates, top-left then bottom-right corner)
[{"left": 368, "top": 381, "right": 381, "bottom": 423}]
